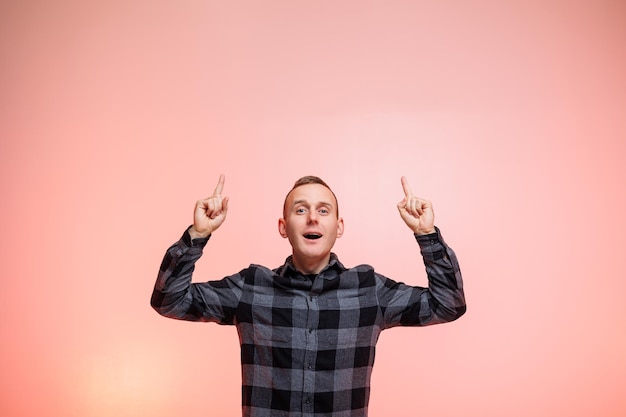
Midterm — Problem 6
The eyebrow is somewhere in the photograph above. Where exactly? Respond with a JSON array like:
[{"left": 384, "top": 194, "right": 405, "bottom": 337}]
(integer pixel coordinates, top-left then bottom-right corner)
[{"left": 292, "top": 199, "right": 334, "bottom": 209}]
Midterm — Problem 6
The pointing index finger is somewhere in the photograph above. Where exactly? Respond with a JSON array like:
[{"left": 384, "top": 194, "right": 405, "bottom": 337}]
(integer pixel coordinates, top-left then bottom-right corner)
[
  {"left": 212, "top": 174, "right": 225, "bottom": 196},
  {"left": 401, "top": 176, "right": 413, "bottom": 197}
]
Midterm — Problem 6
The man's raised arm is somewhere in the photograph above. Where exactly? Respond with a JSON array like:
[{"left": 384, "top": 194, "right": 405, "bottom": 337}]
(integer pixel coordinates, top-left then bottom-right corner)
[{"left": 150, "top": 174, "right": 241, "bottom": 322}]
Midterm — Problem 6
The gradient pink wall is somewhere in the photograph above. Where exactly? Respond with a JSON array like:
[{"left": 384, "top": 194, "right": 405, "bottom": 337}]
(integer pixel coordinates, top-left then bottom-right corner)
[{"left": 2, "top": 1, "right": 625, "bottom": 416}]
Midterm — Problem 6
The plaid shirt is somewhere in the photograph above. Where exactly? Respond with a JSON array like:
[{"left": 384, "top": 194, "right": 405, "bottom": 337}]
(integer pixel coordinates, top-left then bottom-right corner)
[{"left": 151, "top": 227, "right": 466, "bottom": 417}]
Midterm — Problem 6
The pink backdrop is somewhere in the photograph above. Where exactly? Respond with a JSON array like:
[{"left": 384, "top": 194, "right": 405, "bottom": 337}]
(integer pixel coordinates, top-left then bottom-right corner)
[{"left": 2, "top": 1, "right": 625, "bottom": 416}]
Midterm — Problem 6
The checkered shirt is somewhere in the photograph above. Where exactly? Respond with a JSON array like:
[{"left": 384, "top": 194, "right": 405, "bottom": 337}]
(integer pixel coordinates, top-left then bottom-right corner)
[{"left": 151, "top": 227, "right": 466, "bottom": 417}]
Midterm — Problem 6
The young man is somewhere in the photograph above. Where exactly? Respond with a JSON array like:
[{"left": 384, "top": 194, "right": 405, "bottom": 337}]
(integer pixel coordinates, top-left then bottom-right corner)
[{"left": 151, "top": 175, "right": 466, "bottom": 417}]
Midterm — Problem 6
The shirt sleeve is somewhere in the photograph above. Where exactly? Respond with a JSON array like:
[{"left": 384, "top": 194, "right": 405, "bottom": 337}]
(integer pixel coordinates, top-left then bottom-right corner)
[
  {"left": 150, "top": 227, "right": 244, "bottom": 325},
  {"left": 377, "top": 227, "right": 466, "bottom": 328}
]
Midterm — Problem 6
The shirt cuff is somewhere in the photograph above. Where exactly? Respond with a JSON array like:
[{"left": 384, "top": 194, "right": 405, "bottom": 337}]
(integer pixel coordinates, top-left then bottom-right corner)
[
  {"left": 414, "top": 226, "right": 440, "bottom": 242},
  {"left": 182, "top": 226, "right": 211, "bottom": 248},
  {"left": 414, "top": 227, "right": 449, "bottom": 261}
]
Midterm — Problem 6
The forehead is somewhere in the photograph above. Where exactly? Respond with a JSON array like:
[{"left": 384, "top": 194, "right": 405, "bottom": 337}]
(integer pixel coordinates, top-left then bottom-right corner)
[{"left": 287, "top": 183, "right": 337, "bottom": 207}]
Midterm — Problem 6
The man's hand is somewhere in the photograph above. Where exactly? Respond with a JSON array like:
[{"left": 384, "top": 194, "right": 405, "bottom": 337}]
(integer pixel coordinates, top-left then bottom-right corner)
[
  {"left": 190, "top": 174, "right": 229, "bottom": 239},
  {"left": 397, "top": 176, "right": 435, "bottom": 235}
]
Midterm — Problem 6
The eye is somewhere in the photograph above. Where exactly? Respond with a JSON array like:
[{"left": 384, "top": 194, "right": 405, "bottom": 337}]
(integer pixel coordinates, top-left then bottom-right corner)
[
  {"left": 296, "top": 207, "right": 307, "bottom": 214},
  {"left": 319, "top": 208, "right": 329, "bottom": 215}
]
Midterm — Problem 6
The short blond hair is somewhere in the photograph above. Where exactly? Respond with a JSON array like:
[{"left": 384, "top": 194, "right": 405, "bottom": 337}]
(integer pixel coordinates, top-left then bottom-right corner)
[{"left": 283, "top": 176, "right": 339, "bottom": 218}]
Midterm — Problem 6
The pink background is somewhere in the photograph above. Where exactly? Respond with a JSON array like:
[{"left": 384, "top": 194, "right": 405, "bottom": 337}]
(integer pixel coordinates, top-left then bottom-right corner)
[{"left": 1, "top": 1, "right": 625, "bottom": 416}]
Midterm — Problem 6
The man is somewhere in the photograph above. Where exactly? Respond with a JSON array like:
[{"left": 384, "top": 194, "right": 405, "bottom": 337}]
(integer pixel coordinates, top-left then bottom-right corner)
[{"left": 151, "top": 175, "right": 466, "bottom": 417}]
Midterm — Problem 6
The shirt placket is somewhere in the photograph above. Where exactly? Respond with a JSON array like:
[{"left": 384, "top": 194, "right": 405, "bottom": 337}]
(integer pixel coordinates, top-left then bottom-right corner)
[{"left": 301, "top": 281, "right": 322, "bottom": 415}]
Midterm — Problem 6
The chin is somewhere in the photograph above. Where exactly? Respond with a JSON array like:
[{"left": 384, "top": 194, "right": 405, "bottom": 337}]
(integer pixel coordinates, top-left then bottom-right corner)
[{"left": 299, "top": 247, "right": 329, "bottom": 259}]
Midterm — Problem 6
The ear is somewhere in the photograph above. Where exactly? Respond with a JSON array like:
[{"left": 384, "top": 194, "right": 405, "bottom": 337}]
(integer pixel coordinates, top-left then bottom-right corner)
[
  {"left": 278, "top": 218, "right": 288, "bottom": 238},
  {"left": 336, "top": 217, "right": 344, "bottom": 238}
]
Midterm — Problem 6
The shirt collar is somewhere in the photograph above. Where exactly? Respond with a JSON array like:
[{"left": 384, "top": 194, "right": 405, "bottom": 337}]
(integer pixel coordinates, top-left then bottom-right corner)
[{"left": 277, "top": 253, "right": 346, "bottom": 278}]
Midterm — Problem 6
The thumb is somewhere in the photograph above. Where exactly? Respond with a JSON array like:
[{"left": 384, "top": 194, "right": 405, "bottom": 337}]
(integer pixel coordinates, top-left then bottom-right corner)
[{"left": 222, "top": 196, "right": 229, "bottom": 215}]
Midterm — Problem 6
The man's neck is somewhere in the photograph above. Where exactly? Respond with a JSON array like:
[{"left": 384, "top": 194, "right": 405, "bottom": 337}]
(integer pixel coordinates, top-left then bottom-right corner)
[{"left": 292, "top": 254, "right": 330, "bottom": 275}]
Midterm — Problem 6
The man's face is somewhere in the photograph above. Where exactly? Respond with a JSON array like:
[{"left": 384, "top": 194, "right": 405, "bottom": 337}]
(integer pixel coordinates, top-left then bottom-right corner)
[{"left": 278, "top": 183, "right": 344, "bottom": 270}]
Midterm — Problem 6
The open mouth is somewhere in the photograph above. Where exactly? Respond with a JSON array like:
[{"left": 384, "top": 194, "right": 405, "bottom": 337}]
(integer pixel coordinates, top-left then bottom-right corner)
[{"left": 303, "top": 233, "right": 322, "bottom": 240}]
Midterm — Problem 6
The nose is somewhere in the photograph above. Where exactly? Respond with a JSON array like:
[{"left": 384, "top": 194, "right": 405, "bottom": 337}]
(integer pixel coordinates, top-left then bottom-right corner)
[{"left": 307, "top": 210, "right": 318, "bottom": 223}]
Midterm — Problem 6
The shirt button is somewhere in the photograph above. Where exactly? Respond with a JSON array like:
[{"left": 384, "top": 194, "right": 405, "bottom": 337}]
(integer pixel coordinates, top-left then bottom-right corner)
[{"left": 305, "top": 398, "right": 311, "bottom": 404}]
